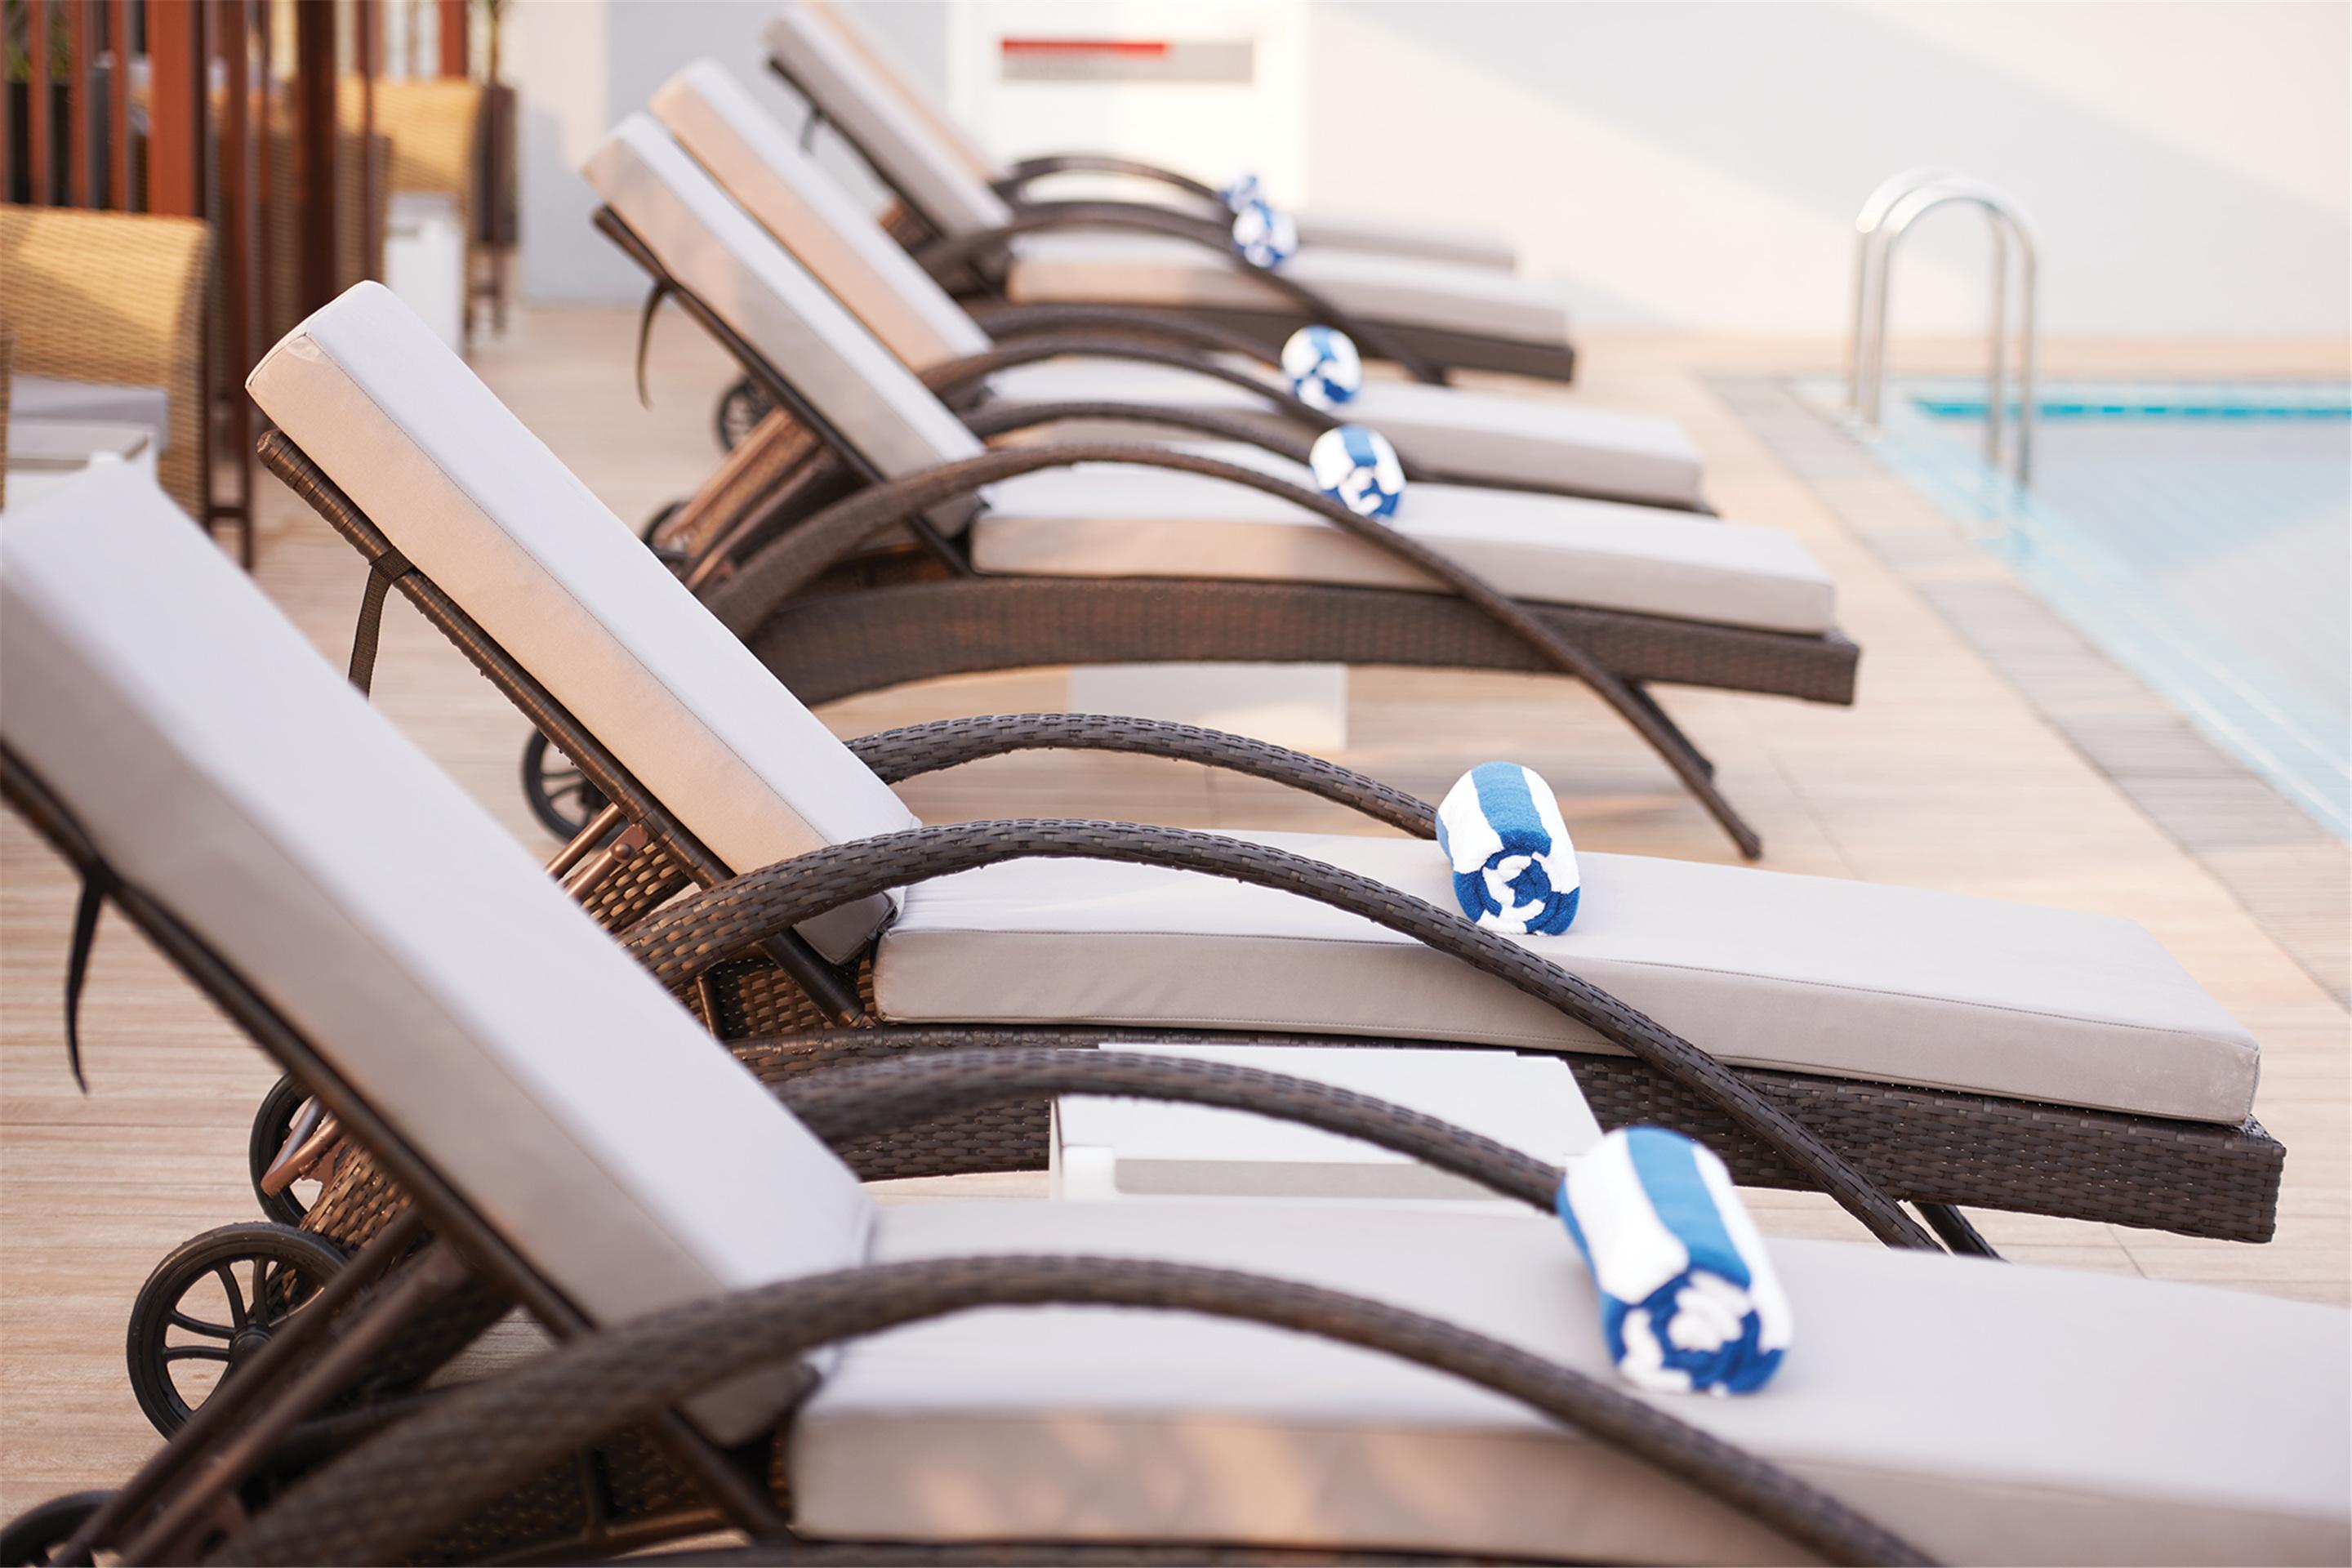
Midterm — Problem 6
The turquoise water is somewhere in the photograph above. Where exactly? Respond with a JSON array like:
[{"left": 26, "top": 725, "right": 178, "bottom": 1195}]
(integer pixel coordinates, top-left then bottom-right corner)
[{"left": 1866, "top": 380, "right": 2350, "bottom": 838}]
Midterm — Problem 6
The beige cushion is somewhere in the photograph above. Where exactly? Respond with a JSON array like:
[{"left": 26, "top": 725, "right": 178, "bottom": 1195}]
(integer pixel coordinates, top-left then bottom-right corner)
[
  {"left": 583, "top": 114, "right": 987, "bottom": 502},
  {"left": 0, "top": 465, "right": 877, "bottom": 1441},
  {"left": 874, "top": 830, "right": 2261, "bottom": 1122},
  {"left": 983, "top": 356, "right": 1707, "bottom": 507},
  {"left": 246, "top": 282, "right": 920, "bottom": 960},
  {"left": 766, "top": 2, "right": 1014, "bottom": 240},
  {"left": 1004, "top": 232, "right": 1574, "bottom": 350},
  {"left": 800, "top": 1200, "right": 2348, "bottom": 1566},
  {"left": 652, "top": 60, "right": 991, "bottom": 371},
  {"left": 971, "top": 454, "right": 1833, "bottom": 635},
  {"left": 1292, "top": 208, "right": 1517, "bottom": 271}
]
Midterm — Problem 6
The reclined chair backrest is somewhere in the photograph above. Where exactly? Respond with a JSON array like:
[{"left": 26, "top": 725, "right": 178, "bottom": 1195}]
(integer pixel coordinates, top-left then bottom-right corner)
[
  {"left": 584, "top": 114, "right": 989, "bottom": 521},
  {"left": 765, "top": 0, "right": 1013, "bottom": 242},
  {"left": 247, "top": 282, "right": 919, "bottom": 960},
  {"left": 0, "top": 463, "right": 876, "bottom": 1437},
  {"left": 653, "top": 59, "right": 990, "bottom": 371}
]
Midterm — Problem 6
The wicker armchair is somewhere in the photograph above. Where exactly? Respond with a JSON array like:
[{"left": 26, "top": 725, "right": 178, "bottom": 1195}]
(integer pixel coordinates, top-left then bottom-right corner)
[{"left": 0, "top": 204, "right": 211, "bottom": 518}]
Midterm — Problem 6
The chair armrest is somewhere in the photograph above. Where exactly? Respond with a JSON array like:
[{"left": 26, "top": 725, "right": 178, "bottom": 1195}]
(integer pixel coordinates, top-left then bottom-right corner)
[
  {"left": 923, "top": 332, "right": 1344, "bottom": 437},
  {"left": 846, "top": 712, "right": 1433, "bottom": 838},
  {"left": 994, "top": 151, "right": 1227, "bottom": 207},
  {"left": 912, "top": 203, "right": 1446, "bottom": 384},
  {"left": 622, "top": 820, "right": 1929, "bottom": 1250},
  {"left": 221, "top": 1256, "right": 1922, "bottom": 1568},
  {"left": 967, "top": 300, "right": 1285, "bottom": 367}
]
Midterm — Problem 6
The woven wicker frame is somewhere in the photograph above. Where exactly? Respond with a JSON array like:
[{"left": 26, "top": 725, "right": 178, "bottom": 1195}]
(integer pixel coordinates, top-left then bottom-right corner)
[{"left": 249, "top": 428, "right": 2282, "bottom": 1247}]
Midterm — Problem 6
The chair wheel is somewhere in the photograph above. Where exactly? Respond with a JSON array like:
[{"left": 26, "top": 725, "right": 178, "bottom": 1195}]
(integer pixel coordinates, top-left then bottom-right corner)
[
  {"left": 127, "top": 1224, "right": 346, "bottom": 1438},
  {"left": 247, "top": 1075, "right": 319, "bottom": 1226},
  {"left": 0, "top": 1490, "right": 111, "bottom": 1566},
  {"left": 714, "top": 375, "right": 772, "bottom": 452},
  {"left": 520, "top": 730, "right": 610, "bottom": 843},
  {"left": 640, "top": 499, "right": 683, "bottom": 547}
]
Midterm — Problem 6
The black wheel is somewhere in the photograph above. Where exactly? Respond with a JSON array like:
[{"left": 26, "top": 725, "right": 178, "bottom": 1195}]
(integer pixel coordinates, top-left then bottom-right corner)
[
  {"left": 520, "top": 729, "right": 609, "bottom": 842},
  {"left": 714, "top": 375, "right": 772, "bottom": 452},
  {"left": 127, "top": 1223, "right": 347, "bottom": 1437},
  {"left": 640, "top": 498, "right": 683, "bottom": 547},
  {"left": 247, "top": 1075, "right": 324, "bottom": 1227},
  {"left": 0, "top": 1490, "right": 112, "bottom": 1565}
]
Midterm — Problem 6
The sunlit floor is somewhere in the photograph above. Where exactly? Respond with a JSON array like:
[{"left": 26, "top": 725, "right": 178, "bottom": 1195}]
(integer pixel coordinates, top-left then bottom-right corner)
[{"left": 2, "top": 312, "right": 2345, "bottom": 1513}]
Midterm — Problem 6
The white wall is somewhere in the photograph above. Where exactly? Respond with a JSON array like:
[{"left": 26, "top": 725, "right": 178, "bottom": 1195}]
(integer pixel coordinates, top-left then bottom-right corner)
[
  {"left": 508, "top": 1, "right": 2350, "bottom": 339},
  {"left": 506, "top": 1, "right": 946, "bottom": 303}
]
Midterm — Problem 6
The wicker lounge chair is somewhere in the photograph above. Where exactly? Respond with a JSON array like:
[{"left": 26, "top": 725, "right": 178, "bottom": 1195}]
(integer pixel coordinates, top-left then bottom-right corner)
[
  {"left": 577, "top": 115, "right": 1849, "bottom": 860},
  {"left": 2, "top": 470, "right": 2343, "bottom": 1566},
  {"left": 650, "top": 60, "right": 1704, "bottom": 508},
  {"left": 234, "top": 284, "right": 2283, "bottom": 1269},
  {"left": 764, "top": 2, "right": 1584, "bottom": 382}
]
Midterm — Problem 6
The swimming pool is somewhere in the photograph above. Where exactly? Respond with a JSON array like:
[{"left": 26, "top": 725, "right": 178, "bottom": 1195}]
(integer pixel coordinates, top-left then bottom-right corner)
[{"left": 1830, "top": 379, "right": 2350, "bottom": 838}]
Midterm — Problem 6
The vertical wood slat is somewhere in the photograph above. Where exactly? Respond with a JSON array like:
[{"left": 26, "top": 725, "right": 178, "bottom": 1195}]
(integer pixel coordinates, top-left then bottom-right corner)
[
  {"left": 145, "top": 0, "right": 204, "bottom": 216},
  {"left": 109, "top": 0, "right": 131, "bottom": 210},
  {"left": 294, "top": 0, "right": 338, "bottom": 312},
  {"left": 29, "top": 0, "right": 51, "bottom": 203},
  {"left": 437, "top": 0, "right": 467, "bottom": 77},
  {"left": 359, "top": 0, "right": 380, "bottom": 278},
  {"left": 217, "top": 0, "right": 257, "bottom": 564},
  {"left": 256, "top": 0, "right": 276, "bottom": 340},
  {"left": 69, "top": 0, "right": 92, "bottom": 205}
]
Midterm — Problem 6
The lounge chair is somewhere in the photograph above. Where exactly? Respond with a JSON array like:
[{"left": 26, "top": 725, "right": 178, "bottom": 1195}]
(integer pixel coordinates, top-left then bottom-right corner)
[
  {"left": 649, "top": 58, "right": 1708, "bottom": 508},
  {"left": 805, "top": 0, "right": 1522, "bottom": 274},
  {"left": 764, "top": 1, "right": 1585, "bottom": 382},
  {"left": 578, "top": 114, "right": 1849, "bottom": 859},
  {"left": 237, "top": 283, "right": 2283, "bottom": 1266},
  {"left": 2, "top": 467, "right": 2342, "bottom": 1566}
]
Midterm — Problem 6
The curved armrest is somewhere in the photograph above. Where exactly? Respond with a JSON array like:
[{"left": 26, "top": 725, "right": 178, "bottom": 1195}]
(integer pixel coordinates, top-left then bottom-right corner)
[
  {"left": 698, "top": 439, "right": 1758, "bottom": 860},
  {"left": 967, "top": 300, "right": 1285, "bottom": 366},
  {"left": 995, "top": 151, "right": 1227, "bottom": 207},
  {"left": 913, "top": 203, "right": 1446, "bottom": 385},
  {"left": 924, "top": 332, "right": 1343, "bottom": 435},
  {"left": 960, "top": 398, "right": 1322, "bottom": 465},
  {"left": 221, "top": 1254, "right": 1924, "bottom": 1568},
  {"left": 846, "top": 712, "right": 1435, "bottom": 837},
  {"left": 625, "top": 820, "right": 1929, "bottom": 1250}
]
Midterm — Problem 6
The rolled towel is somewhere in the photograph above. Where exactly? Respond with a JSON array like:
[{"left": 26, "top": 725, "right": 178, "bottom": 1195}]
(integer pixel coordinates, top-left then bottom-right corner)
[
  {"left": 1219, "top": 171, "right": 1263, "bottom": 212},
  {"left": 1230, "top": 198, "right": 1298, "bottom": 270},
  {"left": 1433, "top": 761, "right": 1579, "bottom": 934},
  {"left": 1557, "top": 1126, "right": 1792, "bottom": 1396},
  {"left": 1281, "top": 325, "right": 1363, "bottom": 409},
  {"left": 1307, "top": 423, "right": 1405, "bottom": 519}
]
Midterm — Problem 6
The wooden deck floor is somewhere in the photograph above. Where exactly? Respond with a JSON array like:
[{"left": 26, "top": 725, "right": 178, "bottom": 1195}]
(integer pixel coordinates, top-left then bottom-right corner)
[{"left": 3, "top": 314, "right": 2345, "bottom": 1515}]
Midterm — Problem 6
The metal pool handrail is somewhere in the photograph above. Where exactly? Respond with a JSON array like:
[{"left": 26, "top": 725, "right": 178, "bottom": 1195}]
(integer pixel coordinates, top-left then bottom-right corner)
[{"left": 1848, "top": 171, "right": 2040, "bottom": 486}]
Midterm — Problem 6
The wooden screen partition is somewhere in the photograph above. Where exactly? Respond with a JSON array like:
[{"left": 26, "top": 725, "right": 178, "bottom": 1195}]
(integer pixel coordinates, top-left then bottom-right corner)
[{"left": 2, "top": 0, "right": 387, "bottom": 566}]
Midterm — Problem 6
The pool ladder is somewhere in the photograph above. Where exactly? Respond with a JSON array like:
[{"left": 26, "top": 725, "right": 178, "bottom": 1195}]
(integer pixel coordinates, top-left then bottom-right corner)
[{"left": 1846, "top": 168, "right": 2040, "bottom": 486}]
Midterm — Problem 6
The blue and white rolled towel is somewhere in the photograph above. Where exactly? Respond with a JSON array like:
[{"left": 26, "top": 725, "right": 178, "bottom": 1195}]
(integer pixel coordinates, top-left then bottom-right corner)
[
  {"left": 1557, "top": 1126, "right": 1792, "bottom": 1395},
  {"left": 1433, "top": 762, "right": 1579, "bottom": 935},
  {"left": 1230, "top": 198, "right": 1298, "bottom": 270}
]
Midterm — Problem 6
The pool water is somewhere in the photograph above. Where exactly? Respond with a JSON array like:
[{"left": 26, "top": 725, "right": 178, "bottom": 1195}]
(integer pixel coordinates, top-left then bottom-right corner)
[{"left": 1841, "top": 380, "right": 2350, "bottom": 838}]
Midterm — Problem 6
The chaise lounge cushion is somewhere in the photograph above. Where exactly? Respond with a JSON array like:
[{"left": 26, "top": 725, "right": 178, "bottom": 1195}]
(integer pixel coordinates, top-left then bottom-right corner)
[
  {"left": 246, "top": 281, "right": 921, "bottom": 960},
  {"left": 647, "top": 63, "right": 1698, "bottom": 506},
  {"left": 797, "top": 1199, "right": 2349, "bottom": 1565},
  {"left": 970, "top": 459, "right": 1835, "bottom": 635},
  {"left": 1002, "top": 231, "right": 1576, "bottom": 352},
  {"left": 873, "top": 831, "right": 2261, "bottom": 1123},
  {"left": 0, "top": 466, "right": 879, "bottom": 1439}
]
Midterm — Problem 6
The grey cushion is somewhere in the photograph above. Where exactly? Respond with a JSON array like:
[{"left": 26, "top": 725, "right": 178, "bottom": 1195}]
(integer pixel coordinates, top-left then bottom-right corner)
[
  {"left": 1291, "top": 208, "right": 1517, "bottom": 271},
  {"left": 583, "top": 114, "right": 987, "bottom": 504},
  {"left": 797, "top": 1199, "right": 2349, "bottom": 1565},
  {"left": 982, "top": 356, "right": 1706, "bottom": 507},
  {"left": 9, "top": 374, "right": 172, "bottom": 452},
  {"left": 0, "top": 464, "right": 878, "bottom": 1441},
  {"left": 246, "top": 282, "right": 920, "bottom": 960},
  {"left": 1003, "top": 232, "right": 1574, "bottom": 350},
  {"left": 766, "top": 2, "right": 1014, "bottom": 239},
  {"left": 970, "top": 453, "right": 1833, "bottom": 635},
  {"left": 646, "top": 64, "right": 1695, "bottom": 507},
  {"left": 874, "top": 830, "right": 2261, "bottom": 1123}
]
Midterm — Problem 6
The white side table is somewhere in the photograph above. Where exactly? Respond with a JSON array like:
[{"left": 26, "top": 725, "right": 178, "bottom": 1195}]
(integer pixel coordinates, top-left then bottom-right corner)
[{"left": 1051, "top": 1042, "right": 1599, "bottom": 1206}]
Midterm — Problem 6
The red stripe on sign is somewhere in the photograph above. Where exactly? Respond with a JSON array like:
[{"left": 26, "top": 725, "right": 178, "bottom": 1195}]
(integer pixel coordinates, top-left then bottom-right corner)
[{"left": 1000, "top": 38, "right": 1172, "bottom": 56}]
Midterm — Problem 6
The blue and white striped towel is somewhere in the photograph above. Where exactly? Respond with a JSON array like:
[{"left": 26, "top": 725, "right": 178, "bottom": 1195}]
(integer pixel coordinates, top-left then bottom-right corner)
[
  {"left": 1557, "top": 1126, "right": 1792, "bottom": 1395},
  {"left": 1433, "top": 762, "right": 1579, "bottom": 935}
]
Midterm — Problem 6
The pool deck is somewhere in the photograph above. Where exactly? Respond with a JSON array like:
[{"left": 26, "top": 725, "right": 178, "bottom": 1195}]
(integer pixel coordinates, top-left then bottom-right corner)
[{"left": 2, "top": 318, "right": 2345, "bottom": 1514}]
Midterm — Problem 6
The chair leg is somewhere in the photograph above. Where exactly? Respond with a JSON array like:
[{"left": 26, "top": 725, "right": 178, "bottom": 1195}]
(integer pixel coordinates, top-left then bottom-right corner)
[
  {"left": 1624, "top": 681, "right": 1715, "bottom": 780},
  {"left": 1594, "top": 678, "right": 1761, "bottom": 859},
  {"left": 1917, "top": 1202, "right": 2002, "bottom": 1259}
]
